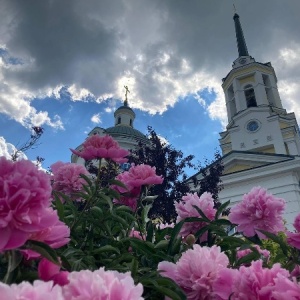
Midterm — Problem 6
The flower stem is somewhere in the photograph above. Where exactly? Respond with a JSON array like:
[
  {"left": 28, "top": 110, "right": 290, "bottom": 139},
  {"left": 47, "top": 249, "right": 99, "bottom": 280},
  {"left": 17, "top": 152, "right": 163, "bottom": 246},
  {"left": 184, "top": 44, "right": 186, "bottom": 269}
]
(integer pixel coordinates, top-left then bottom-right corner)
[{"left": 4, "top": 250, "right": 22, "bottom": 284}]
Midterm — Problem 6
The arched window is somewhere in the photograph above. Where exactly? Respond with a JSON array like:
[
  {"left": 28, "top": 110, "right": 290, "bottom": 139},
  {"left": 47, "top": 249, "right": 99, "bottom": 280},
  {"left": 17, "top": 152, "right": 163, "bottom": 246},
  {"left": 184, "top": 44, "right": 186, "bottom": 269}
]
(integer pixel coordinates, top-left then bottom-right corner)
[
  {"left": 117, "top": 117, "right": 121, "bottom": 124},
  {"left": 130, "top": 119, "right": 132, "bottom": 127},
  {"left": 244, "top": 84, "right": 257, "bottom": 108}
]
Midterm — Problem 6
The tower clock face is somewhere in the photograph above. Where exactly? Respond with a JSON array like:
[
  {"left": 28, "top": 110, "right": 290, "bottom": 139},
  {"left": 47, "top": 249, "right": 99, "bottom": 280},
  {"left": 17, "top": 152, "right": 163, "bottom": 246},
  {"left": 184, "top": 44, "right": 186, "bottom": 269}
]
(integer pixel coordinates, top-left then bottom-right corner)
[{"left": 246, "top": 120, "right": 259, "bottom": 132}]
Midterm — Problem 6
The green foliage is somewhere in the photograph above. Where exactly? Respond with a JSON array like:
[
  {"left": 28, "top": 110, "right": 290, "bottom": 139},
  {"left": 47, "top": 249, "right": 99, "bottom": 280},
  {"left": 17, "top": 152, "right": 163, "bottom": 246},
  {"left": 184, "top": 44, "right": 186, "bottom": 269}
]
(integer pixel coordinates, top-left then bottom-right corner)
[
  {"left": 2, "top": 157, "right": 300, "bottom": 299},
  {"left": 129, "top": 126, "right": 195, "bottom": 222}
]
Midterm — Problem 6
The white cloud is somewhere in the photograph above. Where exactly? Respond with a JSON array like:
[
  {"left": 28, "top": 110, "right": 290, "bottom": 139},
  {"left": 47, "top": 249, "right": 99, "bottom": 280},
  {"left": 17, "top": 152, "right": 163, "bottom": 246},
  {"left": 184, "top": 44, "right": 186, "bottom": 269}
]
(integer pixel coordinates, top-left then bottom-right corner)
[
  {"left": 67, "top": 84, "right": 93, "bottom": 101},
  {"left": 91, "top": 113, "right": 102, "bottom": 124},
  {"left": 0, "top": 0, "right": 300, "bottom": 131},
  {"left": 0, "top": 136, "right": 27, "bottom": 160}
]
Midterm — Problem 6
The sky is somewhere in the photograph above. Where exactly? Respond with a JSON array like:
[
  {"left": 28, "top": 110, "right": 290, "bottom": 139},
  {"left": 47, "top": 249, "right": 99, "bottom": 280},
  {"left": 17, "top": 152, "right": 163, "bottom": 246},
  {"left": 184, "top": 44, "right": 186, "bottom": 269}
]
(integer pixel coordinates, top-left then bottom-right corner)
[{"left": 1, "top": 0, "right": 300, "bottom": 175}]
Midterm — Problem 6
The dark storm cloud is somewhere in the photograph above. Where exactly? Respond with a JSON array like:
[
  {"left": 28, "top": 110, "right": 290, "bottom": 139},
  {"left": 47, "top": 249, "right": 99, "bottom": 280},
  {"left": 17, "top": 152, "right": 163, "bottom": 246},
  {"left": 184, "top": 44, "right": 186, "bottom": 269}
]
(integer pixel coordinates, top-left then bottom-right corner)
[
  {"left": 1, "top": 0, "right": 125, "bottom": 94},
  {"left": 0, "top": 0, "right": 300, "bottom": 127}
]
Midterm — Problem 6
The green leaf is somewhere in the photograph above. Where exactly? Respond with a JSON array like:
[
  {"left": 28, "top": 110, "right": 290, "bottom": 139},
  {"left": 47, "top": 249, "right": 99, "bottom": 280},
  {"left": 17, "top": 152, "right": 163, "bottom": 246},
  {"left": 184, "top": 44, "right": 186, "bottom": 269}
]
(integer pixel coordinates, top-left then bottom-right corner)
[
  {"left": 258, "top": 230, "right": 289, "bottom": 256},
  {"left": 116, "top": 210, "right": 136, "bottom": 223},
  {"left": 98, "top": 193, "right": 114, "bottom": 209},
  {"left": 146, "top": 221, "right": 154, "bottom": 242},
  {"left": 90, "top": 206, "right": 103, "bottom": 218},
  {"left": 236, "top": 250, "right": 261, "bottom": 266},
  {"left": 106, "top": 189, "right": 121, "bottom": 201},
  {"left": 142, "top": 195, "right": 158, "bottom": 203},
  {"left": 25, "top": 240, "right": 59, "bottom": 265},
  {"left": 167, "top": 220, "right": 185, "bottom": 255},
  {"left": 245, "top": 234, "right": 262, "bottom": 246},
  {"left": 53, "top": 192, "right": 65, "bottom": 221},
  {"left": 154, "top": 240, "right": 169, "bottom": 250},
  {"left": 115, "top": 205, "right": 134, "bottom": 213},
  {"left": 93, "top": 245, "right": 120, "bottom": 255},
  {"left": 142, "top": 277, "right": 186, "bottom": 300},
  {"left": 192, "top": 205, "right": 210, "bottom": 222},
  {"left": 212, "top": 218, "right": 232, "bottom": 226},
  {"left": 167, "top": 217, "right": 203, "bottom": 255},
  {"left": 111, "top": 212, "right": 130, "bottom": 228},
  {"left": 218, "top": 236, "right": 249, "bottom": 249},
  {"left": 108, "top": 179, "right": 128, "bottom": 189},
  {"left": 7, "top": 250, "right": 23, "bottom": 273},
  {"left": 215, "top": 200, "right": 230, "bottom": 220},
  {"left": 141, "top": 204, "right": 152, "bottom": 225},
  {"left": 80, "top": 174, "right": 94, "bottom": 187}
]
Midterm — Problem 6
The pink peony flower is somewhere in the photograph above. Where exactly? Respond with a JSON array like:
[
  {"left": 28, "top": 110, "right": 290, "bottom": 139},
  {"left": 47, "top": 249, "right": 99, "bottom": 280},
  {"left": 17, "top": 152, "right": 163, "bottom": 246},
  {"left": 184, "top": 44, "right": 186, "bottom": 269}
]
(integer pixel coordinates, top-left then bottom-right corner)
[
  {"left": 129, "top": 229, "right": 145, "bottom": 240},
  {"left": 0, "top": 157, "right": 57, "bottom": 251},
  {"left": 111, "top": 171, "right": 141, "bottom": 210},
  {"left": 272, "top": 274, "right": 300, "bottom": 299},
  {"left": 158, "top": 245, "right": 229, "bottom": 300},
  {"left": 293, "top": 213, "right": 300, "bottom": 232},
  {"left": 112, "top": 171, "right": 142, "bottom": 196},
  {"left": 287, "top": 231, "right": 300, "bottom": 250},
  {"left": 229, "top": 187, "right": 285, "bottom": 239},
  {"left": 62, "top": 268, "right": 144, "bottom": 300},
  {"left": 237, "top": 245, "right": 270, "bottom": 261},
  {"left": 38, "top": 258, "right": 69, "bottom": 286},
  {"left": 157, "top": 222, "right": 175, "bottom": 230},
  {"left": 0, "top": 280, "right": 64, "bottom": 300},
  {"left": 51, "top": 161, "right": 89, "bottom": 197},
  {"left": 213, "top": 260, "right": 290, "bottom": 299},
  {"left": 111, "top": 164, "right": 163, "bottom": 210},
  {"left": 175, "top": 192, "right": 216, "bottom": 239},
  {"left": 291, "top": 265, "right": 300, "bottom": 278},
  {"left": 22, "top": 209, "right": 70, "bottom": 259},
  {"left": 125, "top": 164, "right": 163, "bottom": 187},
  {"left": 70, "top": 135, "right": 129, "bottom": 163},
  {"left": 287, "top": 213, "right": 300, "bottom": 250}
]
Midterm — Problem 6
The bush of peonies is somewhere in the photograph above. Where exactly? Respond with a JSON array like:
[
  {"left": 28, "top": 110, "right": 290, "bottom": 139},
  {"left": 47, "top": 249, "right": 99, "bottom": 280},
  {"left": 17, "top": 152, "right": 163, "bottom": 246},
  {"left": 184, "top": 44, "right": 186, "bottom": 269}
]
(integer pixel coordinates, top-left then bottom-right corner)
[{"left": 1, "top": 134, "right": 300, "bottom": 299}]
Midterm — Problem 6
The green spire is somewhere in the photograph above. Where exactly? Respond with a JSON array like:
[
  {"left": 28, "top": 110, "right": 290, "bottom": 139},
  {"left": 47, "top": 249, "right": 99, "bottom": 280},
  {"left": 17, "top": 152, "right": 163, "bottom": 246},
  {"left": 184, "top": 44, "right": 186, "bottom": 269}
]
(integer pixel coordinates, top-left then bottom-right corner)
[{"left": 233, "top": 13, "right": 249, "bottom": 57}]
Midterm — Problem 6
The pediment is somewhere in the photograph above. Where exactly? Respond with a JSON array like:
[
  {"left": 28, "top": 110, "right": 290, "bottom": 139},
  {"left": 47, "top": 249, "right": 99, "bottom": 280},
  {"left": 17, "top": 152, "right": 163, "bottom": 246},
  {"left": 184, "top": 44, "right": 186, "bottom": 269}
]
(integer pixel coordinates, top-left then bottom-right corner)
[{"left": 222, "top": 151, "right": 294, "bottom": 175}]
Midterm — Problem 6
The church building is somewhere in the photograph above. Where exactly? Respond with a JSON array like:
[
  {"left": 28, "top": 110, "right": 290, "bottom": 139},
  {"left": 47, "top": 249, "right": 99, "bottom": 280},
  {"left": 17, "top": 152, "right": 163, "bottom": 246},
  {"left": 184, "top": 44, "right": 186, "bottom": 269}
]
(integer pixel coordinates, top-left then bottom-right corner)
[
  {"left": 189, "top": 12, "right": 300, "bottom": 228},
  {"left": 71, "top": 87, "right": 147, "bottom": 167}
]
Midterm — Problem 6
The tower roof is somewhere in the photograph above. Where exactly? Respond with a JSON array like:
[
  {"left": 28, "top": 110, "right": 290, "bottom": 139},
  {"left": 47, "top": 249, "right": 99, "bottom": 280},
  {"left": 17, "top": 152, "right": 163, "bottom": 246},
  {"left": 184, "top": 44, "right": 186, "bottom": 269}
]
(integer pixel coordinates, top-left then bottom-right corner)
[{"left": 233, "top": 13, "right": 249, "bottom": 57}]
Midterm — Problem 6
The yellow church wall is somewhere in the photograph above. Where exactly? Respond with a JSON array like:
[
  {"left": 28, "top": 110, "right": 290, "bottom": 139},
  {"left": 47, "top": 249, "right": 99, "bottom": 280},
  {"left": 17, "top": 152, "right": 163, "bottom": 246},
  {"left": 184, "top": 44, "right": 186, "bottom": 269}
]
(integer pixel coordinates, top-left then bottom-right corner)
[
  {"left": 283, "top": 132, "right": 295, "bottom": 139},
  {"left": 224, "top": 164, "right": 253, "bottom": 174},
  {"left": 260, "top": 145, "right": 275, "bottom": 154},
  {"left": 239, "top": 75, "right": 255, "bottom": 85},
  {"left": 279, "top": 122, "right": 289, "bottom": 129},
  {"left": 223, "top": 65, "right": 273, "bottom": 90}
]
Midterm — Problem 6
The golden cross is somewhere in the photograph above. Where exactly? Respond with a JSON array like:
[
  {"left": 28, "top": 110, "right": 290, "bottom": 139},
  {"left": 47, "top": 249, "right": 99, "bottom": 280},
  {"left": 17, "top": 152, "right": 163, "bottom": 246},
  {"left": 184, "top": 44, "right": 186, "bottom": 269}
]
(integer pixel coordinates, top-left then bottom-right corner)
[{"left": 124, "top": 85, "right": 130, "bottom": 102}]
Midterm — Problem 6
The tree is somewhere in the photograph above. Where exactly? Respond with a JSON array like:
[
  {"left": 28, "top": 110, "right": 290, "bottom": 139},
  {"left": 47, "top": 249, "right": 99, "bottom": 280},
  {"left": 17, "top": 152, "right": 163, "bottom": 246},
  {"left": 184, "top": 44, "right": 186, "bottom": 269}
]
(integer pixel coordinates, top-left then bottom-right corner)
[
  {"left": 11, "top": 126, "right": 45, "bottom": 167},
  {"left": 129, "top": 126, "right": 195, "bottom": 222},
  {"left": 193, "top": 151, "right": 224, "bottom": 209}
]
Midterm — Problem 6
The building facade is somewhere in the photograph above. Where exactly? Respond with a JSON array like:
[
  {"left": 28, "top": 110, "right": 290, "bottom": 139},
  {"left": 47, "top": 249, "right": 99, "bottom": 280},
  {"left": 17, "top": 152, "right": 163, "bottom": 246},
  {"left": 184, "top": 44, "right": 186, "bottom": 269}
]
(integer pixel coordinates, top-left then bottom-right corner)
[
  {"left": 189, "top": 12, "right": 300, "bottom": 228},
  {"left": 71, "top": 98, "right": 147, "bottom": 167}
]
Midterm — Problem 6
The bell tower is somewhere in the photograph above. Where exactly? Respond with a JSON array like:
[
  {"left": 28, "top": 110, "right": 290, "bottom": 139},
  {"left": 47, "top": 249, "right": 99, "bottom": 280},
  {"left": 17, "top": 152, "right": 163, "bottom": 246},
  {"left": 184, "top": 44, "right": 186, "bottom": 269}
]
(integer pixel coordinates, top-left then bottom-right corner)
[{"left": 219, "top": 12, "right": 300, "bottom": 156}]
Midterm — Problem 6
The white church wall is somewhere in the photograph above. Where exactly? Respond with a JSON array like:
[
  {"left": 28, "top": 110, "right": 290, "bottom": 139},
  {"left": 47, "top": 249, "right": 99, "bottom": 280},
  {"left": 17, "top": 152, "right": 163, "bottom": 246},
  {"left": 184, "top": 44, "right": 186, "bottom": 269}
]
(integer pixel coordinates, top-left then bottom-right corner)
[{"left": 220, "top": 167, "right": 300, "bottom": 229}]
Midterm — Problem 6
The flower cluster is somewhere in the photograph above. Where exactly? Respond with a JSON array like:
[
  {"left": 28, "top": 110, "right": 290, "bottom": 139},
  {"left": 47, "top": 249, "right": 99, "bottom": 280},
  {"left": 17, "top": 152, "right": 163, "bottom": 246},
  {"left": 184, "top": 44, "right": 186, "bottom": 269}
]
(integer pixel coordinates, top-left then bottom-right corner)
[
  {"left": 287, "top": 213, "right": 300, "bottom": 249},
  {"left": 175, "top": 192, "right": 216, "bottom": 240},
  {"left": 229, "top": 187, "right": 285, "bottom": 239},
  {"left": 214, "top": 260, "right": 298, "bottom": 299},
  {"left": 0, "top": 281, "right": 64, "bottom": 300},
  {"left": 51, "top": 161, "right": 89, "bottom": 198},
  {"left": 0, "top": 267, "right": 144, "bottom": 300},
  {"left": 112, "top": 164, "right": 163, "bottom": 210},
  {"left": 70, "top": 135, "right": 129, "bottom": 163},
  {"left": 158, "top": 245, "right": 229, "bottom": 299},
  {"left": 0, "top": 157, "right": 69, "bottom": 251},
  {"left": 237, "top": 245, "right": 270, "bottom": 261}
]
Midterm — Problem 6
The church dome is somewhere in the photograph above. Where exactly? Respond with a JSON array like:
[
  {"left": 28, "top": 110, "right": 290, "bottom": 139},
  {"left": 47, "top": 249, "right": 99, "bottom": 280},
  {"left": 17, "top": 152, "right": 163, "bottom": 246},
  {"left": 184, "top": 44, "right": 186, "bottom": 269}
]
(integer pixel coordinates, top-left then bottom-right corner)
[
  {"left": 105, "top": 125, "right": 147, "bottom": 142},
  {"left": 114, "top": 105, "right": 136, "bottom": 118}
]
